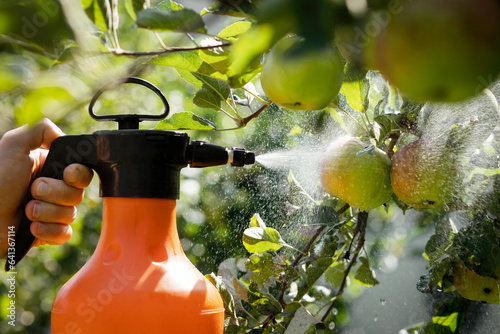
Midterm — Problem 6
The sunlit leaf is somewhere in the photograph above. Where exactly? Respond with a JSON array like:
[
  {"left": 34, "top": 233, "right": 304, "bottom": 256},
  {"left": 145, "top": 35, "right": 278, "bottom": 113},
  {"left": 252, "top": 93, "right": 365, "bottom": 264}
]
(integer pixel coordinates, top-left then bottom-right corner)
[
  {"left": 155, "top": 111, "right": 216, "bottom": 130},
  {"left": 243, "top": 227, "right": 289, "bottom": 253},
  {"left": 340, "top": 64, "right": 368, "bottom": 113},
  {"left": 354, "top": 257, "right": 379, "bottom": 286},
  {"left": 432, "top": 312, "right": 458, "bottom": 333},
  {"left": 201, "top": 0, "right": 258, "bottom": 19},
  {"left": 15, "top": 86, "right": 76, "bottom": 125},
  {"left": 84, "top": 0, "right": 111, "bottom": 32},
  {"left": 148, "top": 50, "right": 228, "bottom": 81},
  {"left": 249, "top": 213, "right": 267, "bottom": 228},
  {"left": 218, "top": 21, "right": 252, "bottom": 40},
  {"left": 228, "top": 23, "right": 278, "bottom": 77}
]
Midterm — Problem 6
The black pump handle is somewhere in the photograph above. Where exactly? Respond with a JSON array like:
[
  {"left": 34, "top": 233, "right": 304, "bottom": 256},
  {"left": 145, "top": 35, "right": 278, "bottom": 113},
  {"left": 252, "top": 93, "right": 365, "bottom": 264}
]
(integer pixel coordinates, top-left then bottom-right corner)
[{"left": 88, "top": 77, "right": 170, "bottom": 129}]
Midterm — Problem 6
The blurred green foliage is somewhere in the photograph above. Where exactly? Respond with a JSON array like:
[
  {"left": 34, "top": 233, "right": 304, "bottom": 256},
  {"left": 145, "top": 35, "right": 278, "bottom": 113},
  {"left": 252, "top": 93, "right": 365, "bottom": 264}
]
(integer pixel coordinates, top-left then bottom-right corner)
[{"left": 0, "top": 0, "right": 499, "bottom": 333}]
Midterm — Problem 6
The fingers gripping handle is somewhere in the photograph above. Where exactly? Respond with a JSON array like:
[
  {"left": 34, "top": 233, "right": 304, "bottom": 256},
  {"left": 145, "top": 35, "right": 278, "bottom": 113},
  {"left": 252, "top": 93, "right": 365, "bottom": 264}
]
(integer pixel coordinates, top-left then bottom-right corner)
[{"left": 5, "top": 135, "right": 96, "bottom": 271}]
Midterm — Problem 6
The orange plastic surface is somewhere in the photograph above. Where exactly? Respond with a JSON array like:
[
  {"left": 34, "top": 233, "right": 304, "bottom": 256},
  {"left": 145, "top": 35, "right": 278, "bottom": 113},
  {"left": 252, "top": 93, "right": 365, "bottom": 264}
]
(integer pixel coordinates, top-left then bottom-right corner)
[{"left": 51, "top": 198, "right": 224, "bottom": 334}]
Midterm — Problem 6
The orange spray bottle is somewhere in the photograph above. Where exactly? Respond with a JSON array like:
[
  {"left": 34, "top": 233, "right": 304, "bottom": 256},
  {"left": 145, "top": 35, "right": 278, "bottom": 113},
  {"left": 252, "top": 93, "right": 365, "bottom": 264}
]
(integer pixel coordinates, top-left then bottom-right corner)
[{"left": 6, "top": 78, "right": 255, "bottom": 333}]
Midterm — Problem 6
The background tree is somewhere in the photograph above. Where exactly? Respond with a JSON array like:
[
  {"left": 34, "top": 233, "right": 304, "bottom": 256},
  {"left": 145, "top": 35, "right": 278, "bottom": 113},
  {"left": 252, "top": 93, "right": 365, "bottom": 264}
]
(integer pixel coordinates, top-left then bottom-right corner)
[{"left": 0, "top": 0, "right": 499, "bottom": 333}]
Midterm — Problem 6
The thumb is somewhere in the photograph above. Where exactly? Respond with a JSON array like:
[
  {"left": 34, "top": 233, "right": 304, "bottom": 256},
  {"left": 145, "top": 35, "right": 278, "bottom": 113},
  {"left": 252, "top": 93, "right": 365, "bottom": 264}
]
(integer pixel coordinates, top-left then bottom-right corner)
[{"left": 3, "top": 119, "right": 65, "bottom": 152}]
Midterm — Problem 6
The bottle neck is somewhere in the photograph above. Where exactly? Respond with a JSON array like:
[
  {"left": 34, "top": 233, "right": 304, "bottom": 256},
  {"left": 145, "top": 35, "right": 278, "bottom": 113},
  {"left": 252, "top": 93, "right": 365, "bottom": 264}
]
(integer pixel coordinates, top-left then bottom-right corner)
[{"left": 95, "top": 197, "right": 182, "bottom": 265}]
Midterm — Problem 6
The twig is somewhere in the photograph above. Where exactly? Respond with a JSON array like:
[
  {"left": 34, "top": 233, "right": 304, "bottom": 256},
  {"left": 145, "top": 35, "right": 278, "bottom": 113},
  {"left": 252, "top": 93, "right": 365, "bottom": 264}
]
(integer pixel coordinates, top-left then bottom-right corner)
[
  {"left": 261, "top": 204, "right": 350, "bottom": 330},
  {"left": 109, "top": 42, "right": 231, "bottom": 57},
  {"left": 277, "top": 204, "right": 350, "bottom": 306},
  {"left": 320, "top": 211, "right": 368, "bottom": 323},
  {"left": 239, "top": 103, "right": 270, "bottom": 127},
  {"left": 386, "top": 133, "right": 400, "bottom": 159}
]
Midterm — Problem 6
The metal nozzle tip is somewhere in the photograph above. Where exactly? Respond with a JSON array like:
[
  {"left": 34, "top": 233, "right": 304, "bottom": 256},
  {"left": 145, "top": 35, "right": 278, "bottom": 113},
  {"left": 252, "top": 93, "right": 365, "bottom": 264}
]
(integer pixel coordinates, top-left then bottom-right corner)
[{"left": 230, "top": 147, "right": 255, "bottom": 167}]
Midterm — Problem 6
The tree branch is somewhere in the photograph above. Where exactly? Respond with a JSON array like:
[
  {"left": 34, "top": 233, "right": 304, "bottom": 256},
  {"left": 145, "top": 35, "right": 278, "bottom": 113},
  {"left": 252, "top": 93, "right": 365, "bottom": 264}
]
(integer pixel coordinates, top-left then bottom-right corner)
[
  {"left": 109, "top": 42, "right": 231, "bottom": 57},
  {"left": 276, "top": 204, "right": 351, "bottom": 306},
  {"left": 321, "top": 211, "right": 368, "bottom": 323}
]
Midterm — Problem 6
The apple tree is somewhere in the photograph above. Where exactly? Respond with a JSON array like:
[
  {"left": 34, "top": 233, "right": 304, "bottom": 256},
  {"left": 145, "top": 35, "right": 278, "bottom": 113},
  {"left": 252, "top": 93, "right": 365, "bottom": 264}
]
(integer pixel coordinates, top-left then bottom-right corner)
[{"left": 0, "top": 0, "right": 499, "bottom": 333}]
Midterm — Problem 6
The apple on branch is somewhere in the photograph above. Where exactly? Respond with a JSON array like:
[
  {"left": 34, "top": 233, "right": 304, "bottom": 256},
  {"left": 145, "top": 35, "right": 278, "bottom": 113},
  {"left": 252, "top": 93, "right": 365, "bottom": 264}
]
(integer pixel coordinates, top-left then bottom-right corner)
[
  {"left": 391, "top": 137, "right": 458, "bottom": 210},
  {"left": 260, "top": 35, "right": 344, "bottom": 111},
  {"left": 319, "top": 136, "right": 393, "bottom": 212}
]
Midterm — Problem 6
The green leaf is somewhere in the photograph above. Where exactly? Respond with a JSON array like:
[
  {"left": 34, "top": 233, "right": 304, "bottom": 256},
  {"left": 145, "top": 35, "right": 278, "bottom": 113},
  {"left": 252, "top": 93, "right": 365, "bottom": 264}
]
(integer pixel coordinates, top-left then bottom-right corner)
[
  {"left": 249, "top": 213, "right": 267, "bottom": 228},
  {"left": 295, "top": 233, "right": 338, "bottom": 301},
  {"left": 201, "top": 0, "right": 258, "bottom": 19},
  {"left": 427, "top": 241, "right": 452, "bottom": 267},
  {"left": 155, "top": 112, "right": 216, "bottom": 130},
  {"left": 84, "top": 0, "right": 111, "bottom": 32},
  {"left": 288, "top": 170, "right": 317, "bottom": 206},
  {"left": 156, "top": 0, "right": 183, "bottom": 11},
  {"left": 340, "top": 64, "right": 369, "bottom": 113},
  {"left": 148, "top": 50, "right": 228, "bottom": 82},
  {"left": 245, "top": 252, "right": 282, "bottom": 286},
  {"left": 125, "top": 0, "right": 148, "bottom": 20},
  {"left": 468, "top": 167, "right": 500, "bottom": 180},
  {"left": 228, "top": 58, "right": 262, "bottom": 89},
  {"left": 199, "top": 45, "right": 231, "bottom": 75},
  {"left": 228, "top": 23, "right": 279, "bottom": 77},
  {"left": 15, "top": 86, "right": 76, "bottom": 125},
  {"left": 284, "top": 306, "right": 321, "bottom": 334},
  {"left": 452, "top": 216, "right": 500, "bottom": 279},
  {"left": 325, "top": 261, "right": 346, "bottom": 287},
  {"left": 193, "top": 83, "right": 230, "bottom": 111},
  {"left": 247, "top": 282, "right": 283, "bottom": 315},
  {"left": 373, "top": 114, "right": 401, "bottom": 143},
  {"left": 354, "top": 257, "right": 379, "bottom": 286},
  {"left": 429, "top": 257, "right": 454, "bottom": 291},
  {"left": 243, "top": 227, "right": 289, "bottom": 253},
  {"left": 136, "top": 6, "right": 206, "bottom": 33},
  {"left": 205, "top": 273, "right": 237, "bottom": 320},
  {"left": 218, "top": 21, "right": 252, "bottom": 40},
  {"left": 432, "top": 312, "right": 458, "bottom": 333}
]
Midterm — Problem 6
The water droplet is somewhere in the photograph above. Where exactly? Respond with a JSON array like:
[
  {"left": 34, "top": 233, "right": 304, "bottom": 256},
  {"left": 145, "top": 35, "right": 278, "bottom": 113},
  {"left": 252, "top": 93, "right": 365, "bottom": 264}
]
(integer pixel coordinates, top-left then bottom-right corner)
[
  {"left": 374, "top": 315, "right": 379, "bottom": 322},
  {"left": 332, "top": 308, "right": 338, "bottom": 315},
  {"left": 380, "top": 298, "right": 386, "bottom": 305},
  {"left": 328, "top": 322, "right": 336, "bottom": 330}
]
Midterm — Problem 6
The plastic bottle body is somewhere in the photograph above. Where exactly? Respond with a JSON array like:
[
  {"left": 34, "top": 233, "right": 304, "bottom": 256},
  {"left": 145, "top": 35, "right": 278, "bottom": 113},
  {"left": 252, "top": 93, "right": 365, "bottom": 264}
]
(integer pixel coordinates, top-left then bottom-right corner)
[{"left": 51, "top": 198, "right": 224, "bottom": 334}]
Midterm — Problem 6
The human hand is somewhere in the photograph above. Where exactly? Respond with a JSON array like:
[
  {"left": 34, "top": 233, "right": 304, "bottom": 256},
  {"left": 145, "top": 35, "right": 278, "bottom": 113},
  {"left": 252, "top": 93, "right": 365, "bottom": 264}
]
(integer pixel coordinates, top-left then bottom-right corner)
[{"left": 0, "top": 119, "right": 93, "bottom": 258}]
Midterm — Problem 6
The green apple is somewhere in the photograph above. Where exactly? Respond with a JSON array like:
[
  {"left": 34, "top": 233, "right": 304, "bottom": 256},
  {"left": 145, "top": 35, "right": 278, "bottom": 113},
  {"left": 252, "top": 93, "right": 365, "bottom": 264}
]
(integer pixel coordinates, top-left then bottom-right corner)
[
  {"left": 260, "top": 36, "right": 344, "bottom": 110},
  {"left": 375, "top": 0, "right": 500, "bottom": 102},
  {"left": 454, "top": 261, "right": 500, "bottom": 304},
  {"left": 319, "top": 136, "right": 393, "bottom": 211},
  {"left": 391, "top": 137, "right": 458, "bottom": 209}
]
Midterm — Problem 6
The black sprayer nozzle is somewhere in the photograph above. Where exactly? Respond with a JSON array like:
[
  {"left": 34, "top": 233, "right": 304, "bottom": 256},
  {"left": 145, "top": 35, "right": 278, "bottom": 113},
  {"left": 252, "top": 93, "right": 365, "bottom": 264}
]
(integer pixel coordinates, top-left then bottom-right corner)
[{"left": 188, "top": 141, "right": 255, "bottom": 168}]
